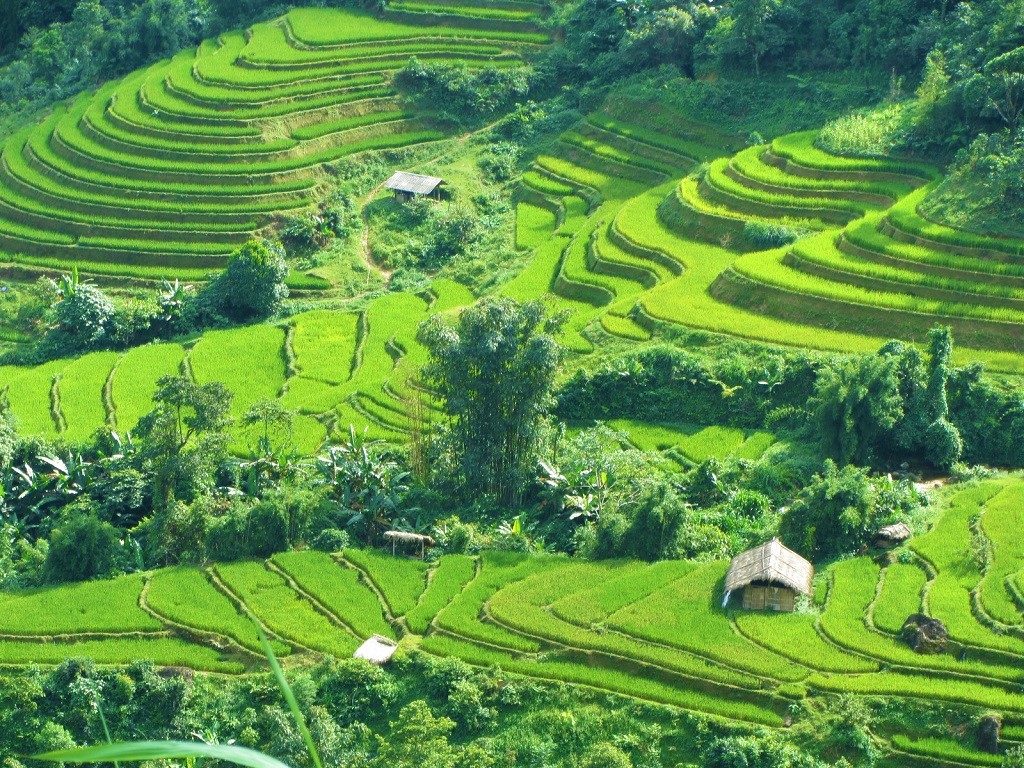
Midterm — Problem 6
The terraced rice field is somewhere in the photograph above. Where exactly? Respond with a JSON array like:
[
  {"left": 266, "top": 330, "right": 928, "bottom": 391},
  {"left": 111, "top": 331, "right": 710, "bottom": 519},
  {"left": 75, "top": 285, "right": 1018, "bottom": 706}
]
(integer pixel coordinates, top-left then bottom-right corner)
[
  {"left": 7, "top": 93, "right": 1024, "bottom": 453},
  {"left": 4, "top": 481, "right": 1024, "bottom": 765},
  {"left": 0, "top": 4, "right": 546, "bottom": 281},
  {"left": 0, "top": 276, "right": 474, "bottom": 450},
  {"left": 502, "top": 99, "right": 1024, "bottom": 375}
]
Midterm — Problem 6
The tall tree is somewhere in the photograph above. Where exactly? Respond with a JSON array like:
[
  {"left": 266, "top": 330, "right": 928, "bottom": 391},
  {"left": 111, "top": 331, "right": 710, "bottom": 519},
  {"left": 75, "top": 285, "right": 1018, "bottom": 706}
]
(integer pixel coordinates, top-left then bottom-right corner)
[
  {"left": 138, "top": 374, "right": 232, "bottom": 514},
  {"left": 728, "top": 0, "right": 782, "bottom": 76},
  {"left": 809, "top": 354, "right": 903, "bottom": 466},
  {"left": 420, "top": 297, "right": 561, "bottom": 506},
  {"left": 923, "top": 326, "right": 962, "bottom": 468}
]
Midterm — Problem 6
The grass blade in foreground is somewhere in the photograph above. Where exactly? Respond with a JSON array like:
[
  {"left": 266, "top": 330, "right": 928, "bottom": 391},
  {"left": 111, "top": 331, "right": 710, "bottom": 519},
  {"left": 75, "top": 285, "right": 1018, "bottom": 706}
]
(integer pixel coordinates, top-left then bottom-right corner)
[
  {"left": 258, "top": 625, "right": 325, "bottom": 768},
  {"left": 34, "top": 742, "right": 292, "bottom": 768},
  {"left": 32, "top": 622, "right": 317, "bottom": 768}
]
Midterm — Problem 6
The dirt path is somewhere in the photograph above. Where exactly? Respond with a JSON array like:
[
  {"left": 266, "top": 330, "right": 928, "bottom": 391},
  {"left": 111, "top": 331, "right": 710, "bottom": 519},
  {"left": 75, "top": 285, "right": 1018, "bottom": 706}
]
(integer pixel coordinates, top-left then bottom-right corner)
[
  {"left": 355, "top": 121, "right": 502, "bottom": 285},
  {"left": 358, "top": 179, "right": 393, "bottom": 282}
]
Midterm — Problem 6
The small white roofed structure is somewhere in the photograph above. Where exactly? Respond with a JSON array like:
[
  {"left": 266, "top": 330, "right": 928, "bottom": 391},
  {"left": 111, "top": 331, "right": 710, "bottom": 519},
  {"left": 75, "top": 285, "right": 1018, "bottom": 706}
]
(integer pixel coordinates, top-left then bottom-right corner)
[
  {"left": 724, "top": 538, "right": 814, "bottom": 612},
  {"left": 354, "top": 634, "right": 398, "bottom": 665},
  {"left": 385, "top": 171, "right": 445, "bottom": 201}
]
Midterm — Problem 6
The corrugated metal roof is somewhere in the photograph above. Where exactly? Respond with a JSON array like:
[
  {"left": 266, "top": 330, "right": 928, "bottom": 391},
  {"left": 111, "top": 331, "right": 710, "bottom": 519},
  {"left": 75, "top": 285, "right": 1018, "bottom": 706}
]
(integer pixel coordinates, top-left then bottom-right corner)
[
  {"left": 724, "top": 538, "right": 813, "bottom": 596},
  {"left": 385, "top": 171, "right": 444, "bottom": 195}
]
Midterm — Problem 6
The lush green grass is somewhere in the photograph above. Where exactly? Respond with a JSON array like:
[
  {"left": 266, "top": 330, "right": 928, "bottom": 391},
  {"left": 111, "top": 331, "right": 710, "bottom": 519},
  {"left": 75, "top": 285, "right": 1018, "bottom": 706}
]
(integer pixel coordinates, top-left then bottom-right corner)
[
  {"left": 733, "top": 243, "right": 1024, "bottom": 327},
  {"left": 406, "top": 554, "right": 477, "bottom": 634},
  {"left": 608, "top": 561, "right": 808, "bottom": 681},
  {"left": 290, "top": 310, "right": 359, "bottom": 386},
  {"left": 272, "top": 551, "right": 394, "bottom": 639},
  {"left": 734, "top": 611, "right": 878, "bottom": 673},
  {"left": 421, "top": 633, "right": 784, "bottom": 725},
  {"left": 978, "top": 483, "right": 1024, "bottom": 626},
  {"left": 0, "top": 637, "right": 244, "bottom": 672},
  {"left": 5, "top": 359, "right": 63, "bottom": 438},
  {"left": 286, "top": 7, "right": 548, "bottom": 44},
  {"left": 609, "top": 419, "right": 774, "bottom": 463},
  {"left": 871, "top": 563, "right": 926, "bottom": 633},
  {"left": 730, "top": 144, "right": 910, "bottom": 199},
  {"left": 190, "top": 324, "right": 287, "bottom": 419},
  {"left": 434, "top": 551, "right": 557, "bottom": 652},
  {"left": 790, "top": 227, "right": 1024, "bottom": 304},
  {"left": 550, "top": 559, "right": 691, "bottom": 626},
  {"left": 890, "top": 736, "right": 1002, "bottom": 766},
  {"left": 110, "top": 343, "right": 185, "bottom": 432},
  {"left": 515, "top": 201, "right": 558, "bottom": 250},
  {"left": 0, "top": 574, "right": 161, "bottom": 635},
  {"left": 889, "top": 185, "right": 1024, "bottom": 257},
  {"left": 215, "top": 560, "right": 359, "bottom": 657},
  {"left": 911, "top": 480, "right": 1024, "bottom": 654},
  {"left": 810, "top": 667, "right": 1024, "bottom": 712},
  {"left": 343, "top": 548, "right": 429, "bottom": 617},
  {"left": 57, "top": 351, "right": 118, "bottom": 444},
  {"left": 770, "top": 131, "right": 936, "bottom": 179},
  {"left": 146, "top": 566, "right": 273, "bottom": 654},
  {"left": 845, "top": 213, "right": 1024, "bottom": 280},
  {"left": 487, "top": 560, "right": 767, "bottom": 689},
  {"left": 819, "top": 556, "right": 1024, "bottom": 682}
]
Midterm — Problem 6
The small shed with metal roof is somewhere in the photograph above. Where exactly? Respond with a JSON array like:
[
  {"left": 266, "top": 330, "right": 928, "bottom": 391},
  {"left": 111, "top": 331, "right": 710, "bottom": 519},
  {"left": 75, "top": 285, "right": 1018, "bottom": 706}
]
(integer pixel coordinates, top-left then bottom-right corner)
[
  {"left": 385, "top": 171, "right": 445, "bottom": 201},
  {"left": 723, "top": 538, "right": 813, "bottom": 612}
]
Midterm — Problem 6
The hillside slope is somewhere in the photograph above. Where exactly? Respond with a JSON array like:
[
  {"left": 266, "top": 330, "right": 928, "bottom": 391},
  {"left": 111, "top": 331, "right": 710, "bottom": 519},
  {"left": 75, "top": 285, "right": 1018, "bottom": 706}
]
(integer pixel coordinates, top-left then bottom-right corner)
[{"left": 4, "top": 477, "right": 1024, "bottom": 766}]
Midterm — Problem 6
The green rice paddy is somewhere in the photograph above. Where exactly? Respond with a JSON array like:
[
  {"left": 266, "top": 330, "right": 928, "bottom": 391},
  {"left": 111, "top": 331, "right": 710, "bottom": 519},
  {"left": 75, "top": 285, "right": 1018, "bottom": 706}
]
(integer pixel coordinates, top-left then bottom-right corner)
[{"left": 5, "top": 479, "right": 1024, "bottom": 768}]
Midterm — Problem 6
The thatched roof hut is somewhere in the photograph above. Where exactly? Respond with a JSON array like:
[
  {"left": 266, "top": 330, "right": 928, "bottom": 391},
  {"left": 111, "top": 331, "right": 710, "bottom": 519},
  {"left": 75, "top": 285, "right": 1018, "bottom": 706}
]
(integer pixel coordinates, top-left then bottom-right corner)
[
  {"left": 354, "top": 634, "right": 398, "bottom": 665},
  {"left": 385, "top": 171, "right": 445, "bottom": 201},
  {"left": 383, "top": 530, "right": 435, "bottom": 558},
  {"left": 873, "top": 522, "right": 912, "bottom": 548},
  {"left": 724, "top": 538, "right": 813, "bottom": 612}
]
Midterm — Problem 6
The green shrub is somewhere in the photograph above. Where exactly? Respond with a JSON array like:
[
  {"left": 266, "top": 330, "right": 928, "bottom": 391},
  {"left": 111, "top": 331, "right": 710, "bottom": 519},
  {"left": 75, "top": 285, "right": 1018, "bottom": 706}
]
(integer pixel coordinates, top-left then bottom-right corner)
[
  {"left": 244, "top": 501, "right": 289, "bottom": 557},
  {"left": 816, "top": 102, "right": 916, "bottom": 158},
  {"left": 312, "top": 528, "right": 350, "bottom": 552},
  {"left": 780, "top": 461, "right": 895, "bottom": 559},
  {"left": 479, "top": 141, "right": 521, "bottom": 181},
  {"left": 204, "top": 505, "right": 248, "bottom": 562},
  {"left": 196, "top": 239, "right": 288, "bottom": 322},
  {"left": 742, "top": 220, "right": 800, "bottom": 248},
  {"left": 43, "top": 510, "right": 124, "bottom": 583},
  {"left": 43, "top": 273, "right": 114, "bottom": 355}
]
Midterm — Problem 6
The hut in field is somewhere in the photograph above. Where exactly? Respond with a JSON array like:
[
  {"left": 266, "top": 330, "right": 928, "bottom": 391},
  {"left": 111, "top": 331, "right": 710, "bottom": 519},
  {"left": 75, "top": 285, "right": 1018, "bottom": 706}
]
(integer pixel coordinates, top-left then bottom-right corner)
[
  {"left": 385, "top": 171, "right": 445, "bottom": 202},
  {"left": 383, "top": 530, "right": 435, "bottom": 558},
  {"left": 873, "top": 522, "right": 912, "bottom": 549},
  {"left": 724, "top": 538, "right": 813, "bottom": 612},
  {"left": 354, "top": 634, "right": 398, "bottom": 665}
]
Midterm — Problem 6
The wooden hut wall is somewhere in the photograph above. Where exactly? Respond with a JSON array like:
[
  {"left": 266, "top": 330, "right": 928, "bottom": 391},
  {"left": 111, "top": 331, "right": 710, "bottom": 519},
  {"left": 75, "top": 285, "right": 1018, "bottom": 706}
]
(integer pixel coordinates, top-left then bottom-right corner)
[{"left": 741, "top": 585, "right": 796, "bottom": 612}]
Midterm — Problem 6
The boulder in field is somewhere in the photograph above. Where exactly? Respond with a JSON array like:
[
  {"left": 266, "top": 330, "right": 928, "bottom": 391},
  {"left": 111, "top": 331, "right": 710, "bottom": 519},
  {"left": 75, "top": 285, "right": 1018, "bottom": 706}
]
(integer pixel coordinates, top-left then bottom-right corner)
[{"left": 900, "top": 613, "right": 949, "bottom": 654}]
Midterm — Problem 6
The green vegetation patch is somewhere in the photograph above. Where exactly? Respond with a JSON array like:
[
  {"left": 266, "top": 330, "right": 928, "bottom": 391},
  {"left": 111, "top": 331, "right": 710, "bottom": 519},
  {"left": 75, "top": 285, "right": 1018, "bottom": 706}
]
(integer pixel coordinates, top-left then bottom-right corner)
[
  {"left": 0, "top": 574, "right": 160, "bottom": 635},
  {"left": 406, "top": 554, "right": 477, "bottom": 634},
  {"left": 146, "top": 566, "right": 271, "bottom": 654},
  {"left": 343, "top": 548, "right": 430, "bottom": 617},
  {"left": 215, "top": 560, "right": 359, "bottom": 657},
  {"left": 272, "top": 551, "right": 394, "bottom": 639}
]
